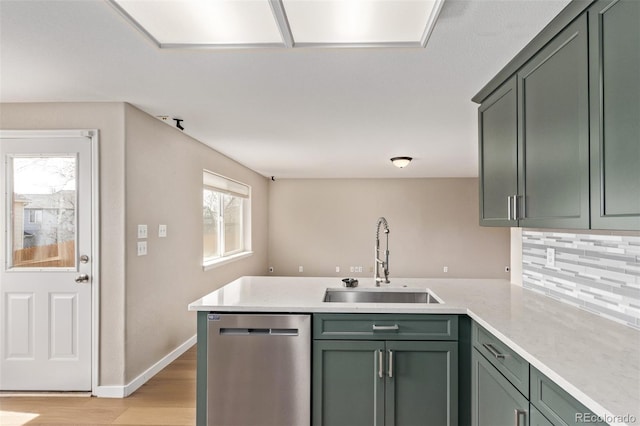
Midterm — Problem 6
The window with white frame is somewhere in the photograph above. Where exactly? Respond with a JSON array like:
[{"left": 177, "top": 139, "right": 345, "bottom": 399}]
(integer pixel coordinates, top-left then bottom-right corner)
[{"left": 202, "top": 171, "right": 251, "bottom": 266}]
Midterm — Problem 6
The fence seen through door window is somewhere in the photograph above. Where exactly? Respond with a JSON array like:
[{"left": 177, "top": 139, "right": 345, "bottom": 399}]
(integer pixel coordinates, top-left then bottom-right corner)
[{"left": 9, "top": 156, "right": 77, "bottom": 268}]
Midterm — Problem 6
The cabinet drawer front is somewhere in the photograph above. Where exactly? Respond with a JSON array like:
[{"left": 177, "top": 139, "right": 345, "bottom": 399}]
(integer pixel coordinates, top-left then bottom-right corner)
[
  {"left": 530, "top": 367, "right": 607, "bottom": 426},
  {"left": 313, "top": 314, "right": 458, "bottom": 340},
  {"left": 530, "top": 405, "right": 554, "bottom": 426},
  {"left": 472, "top": 322, "right": 529, "bottom": 398}
]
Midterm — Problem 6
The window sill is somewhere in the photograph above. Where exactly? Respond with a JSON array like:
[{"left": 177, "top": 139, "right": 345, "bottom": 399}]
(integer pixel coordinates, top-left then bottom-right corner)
[{"left": 203, "top": 251, "right": 253, "bottom": 271}]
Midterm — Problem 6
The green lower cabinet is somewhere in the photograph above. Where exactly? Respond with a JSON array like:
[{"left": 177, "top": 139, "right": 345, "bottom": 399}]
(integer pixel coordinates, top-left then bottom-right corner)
[
  {"left": 472, "top": 348, "right": 529, "bottom": 426},
  {"left": 313, "top": 340, "right": 385, "bottom": 426},
  {"left": 313, "top": 340, "right": 458, "bottom": 426},
  {"left": 385, "top": 341, "right": 458, "bottom": 426},
  {"left": 530, "top": 367, "right": 607, "bottom": 426},
  {"left": 530, "top": 405, "right": 554, "bottom": 426}
]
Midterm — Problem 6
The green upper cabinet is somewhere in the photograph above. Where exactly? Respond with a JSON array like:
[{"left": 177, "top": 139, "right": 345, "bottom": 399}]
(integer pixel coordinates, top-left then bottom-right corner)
[
  {"left": 475, "top": 0, "right": 639, "bottom": 231},
  {"left": 478, "top": 78, "right": 518, "bottom": 227},
  {"left": 589, "top": 0, "right": 640, "bottom": 230},
  {"left": 478, "top": 15, "right": 590, "bottom": 229},
  {"left": 517, "top": 15, "right": 590, "bottom": 229}
]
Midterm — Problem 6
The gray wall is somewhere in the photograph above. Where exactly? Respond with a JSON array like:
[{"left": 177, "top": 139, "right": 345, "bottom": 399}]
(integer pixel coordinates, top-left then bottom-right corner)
[
  {"left": 122, "top": 104, "right": 269, "bottom": 382},
  {"left": 268, "top": 178, "right": 510, "bottom": 278},
  {"left": 1, "top": 102, "right": 269, "bottom": 386}
]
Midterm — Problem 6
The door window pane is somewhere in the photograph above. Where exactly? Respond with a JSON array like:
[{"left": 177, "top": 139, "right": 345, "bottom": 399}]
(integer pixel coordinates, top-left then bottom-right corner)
[{"left": 10, "top": 156, "right": 77, "bottom": 268}]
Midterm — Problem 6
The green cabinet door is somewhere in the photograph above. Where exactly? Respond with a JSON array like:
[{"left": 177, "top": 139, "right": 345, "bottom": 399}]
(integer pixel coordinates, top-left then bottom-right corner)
[
  {"left": 589, "top": 0, "right": 640, "bottom": 230},
  {"left": 478, "top": 77, "right": 519, "bottom": 227},
  {"left": 385, "top": 341, "right": 458, "bottom": 426},
  {"left": 517, "top": 15, "right": 590, "bottom": 229},
  {"left": 472, "top": 349, "right": 529, "bottom": 426},
  {"left": 314, "top": 339, "right": 458, "bottom": 426},
  {"left": 313, "top": 340, "right": 385, "bottom": 426}
]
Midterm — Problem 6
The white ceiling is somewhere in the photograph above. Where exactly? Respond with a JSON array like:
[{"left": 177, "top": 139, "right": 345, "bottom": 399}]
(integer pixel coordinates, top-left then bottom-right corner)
[{"left": 0, "top": 0, "right": 571, "bottom": 178}]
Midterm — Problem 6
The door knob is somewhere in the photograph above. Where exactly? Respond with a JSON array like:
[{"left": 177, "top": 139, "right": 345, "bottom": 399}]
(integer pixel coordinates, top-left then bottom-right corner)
[{"left": 75, "top": 274, "right": 90, "bottom": 283}]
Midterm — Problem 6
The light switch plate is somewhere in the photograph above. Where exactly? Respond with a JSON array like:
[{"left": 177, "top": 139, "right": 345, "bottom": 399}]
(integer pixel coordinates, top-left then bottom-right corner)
[
  {"left": 137, "top": 241, "right": 147, "bottom": 256},
  {"left": 158, "top": 224, "right": 167, "bottom": 238},
  {"left": 137, "top": 224, "right": 147, "bottom": 239}
]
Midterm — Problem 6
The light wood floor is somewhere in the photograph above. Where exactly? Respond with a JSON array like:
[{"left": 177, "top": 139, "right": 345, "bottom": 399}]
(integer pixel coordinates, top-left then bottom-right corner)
[{"left": 0, "top": 346, "right": 196, "bottom": 425}]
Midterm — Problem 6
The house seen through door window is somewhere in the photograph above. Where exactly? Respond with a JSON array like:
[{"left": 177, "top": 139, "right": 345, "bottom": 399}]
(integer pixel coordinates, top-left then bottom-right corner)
[
  {"left": 9, "top": 156, "right": 77, "bottom": 269},
  {"left": 202, "top": 170, "right": 251, "bottom": 267}
]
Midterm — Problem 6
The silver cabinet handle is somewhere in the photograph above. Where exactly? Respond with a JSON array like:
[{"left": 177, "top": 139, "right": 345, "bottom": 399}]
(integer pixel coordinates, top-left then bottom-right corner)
[
  {"left": 515, "top": 409, "right": 527, "bottom": 426},
  {"left": 507, "top": 196, "right": 513, "bottom": 220},
  {"left": 378, "top": 350, "right": 384, "bottom": 378},
  {"left": 513, "top": 195, "right": 520, "bottom": 220},
  {"left": 388, "top": 350, "right": 393, "bottom": 378},
  {"left": 372, "top": 324, "right": 399, "bottom": 331},
  {"left": 482, "top": 343, "right": 506, "bottom": 360},
  {"left": 75, "top": 274, "right": 90, "bottom": 283}
]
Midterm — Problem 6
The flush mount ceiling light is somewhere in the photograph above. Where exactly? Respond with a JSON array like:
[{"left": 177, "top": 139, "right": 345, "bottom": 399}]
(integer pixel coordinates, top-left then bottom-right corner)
[
  {"left": 390, "top": 156, "right": 413, "bottom": 168},
  {"left": 108, "top": 0, "right": 445, "bottom": 49}
]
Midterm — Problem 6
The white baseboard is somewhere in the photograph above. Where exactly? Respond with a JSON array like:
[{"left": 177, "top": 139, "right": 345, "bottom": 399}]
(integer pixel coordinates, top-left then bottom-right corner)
[{"left": 94, "top": 334, "right": 197, "bottom": 398}]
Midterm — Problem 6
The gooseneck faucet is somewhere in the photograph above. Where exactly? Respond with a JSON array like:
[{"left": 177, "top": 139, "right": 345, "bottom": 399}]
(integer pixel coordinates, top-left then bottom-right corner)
[{"left": 374, "top": 217, "right": 390, "bottom": 286}]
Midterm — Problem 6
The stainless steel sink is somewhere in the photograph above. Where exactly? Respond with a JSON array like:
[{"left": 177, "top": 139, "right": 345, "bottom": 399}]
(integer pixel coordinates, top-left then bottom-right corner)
[{"left": 323, "top": 288, "right": 441, "bottom": 304}]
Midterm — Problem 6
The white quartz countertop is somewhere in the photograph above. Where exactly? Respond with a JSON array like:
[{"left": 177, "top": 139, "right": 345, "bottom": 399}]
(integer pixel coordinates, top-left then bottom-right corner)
[{"left": 189, "top": 276, "right": 640, "bottom": 425}]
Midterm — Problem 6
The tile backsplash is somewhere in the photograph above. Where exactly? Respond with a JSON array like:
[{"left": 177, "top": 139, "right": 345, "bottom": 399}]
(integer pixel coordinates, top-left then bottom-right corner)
[{"left": 522, "top": 230, "right": 640, "bottom": 330}]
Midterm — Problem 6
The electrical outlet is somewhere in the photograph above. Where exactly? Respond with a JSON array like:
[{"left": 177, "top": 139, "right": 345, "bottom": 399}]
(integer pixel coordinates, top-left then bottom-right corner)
[
  {"left": 335, "top": 266, "right": 340, "bottom": 273},
  {"left": 350, "top": 266, "right": 354, "bottom": 273},
  {"left": 546, "top": 248, "right": 555, "bottom": 267},
  {"left": 299, "top": 266, "right": 304, "bottom": 273},
  {"left": 158, "top": 224, "right": 167, "bottom": 238},
  {"left": 443, "top": 266, "right": 448, "bottom": 273},
  {"left": 137, "top": 224, "right": 147, "bottom": 239},
  {"left": 356, "top": 266, "right": 363, "bottom": 273},
  {"left": 268, "top": 266, "right": 274, "bottom": 273},
  {"left": 137, "top": 241, "right": 147, "bottom": 256}
]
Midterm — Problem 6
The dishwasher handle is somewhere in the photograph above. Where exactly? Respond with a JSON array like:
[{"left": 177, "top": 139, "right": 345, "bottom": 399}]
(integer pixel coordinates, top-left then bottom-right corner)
[{"left": 219, "top": 328, "right": 299, "bottom": 336}]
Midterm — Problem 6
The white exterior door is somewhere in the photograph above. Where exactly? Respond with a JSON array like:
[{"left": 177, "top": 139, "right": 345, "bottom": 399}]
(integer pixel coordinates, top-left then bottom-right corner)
[{"left": 0, "top": 131, "right": 95, "bottom": 391}]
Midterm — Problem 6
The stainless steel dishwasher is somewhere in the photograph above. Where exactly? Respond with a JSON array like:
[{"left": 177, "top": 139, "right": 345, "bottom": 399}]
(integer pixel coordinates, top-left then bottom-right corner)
[{"left": 206, "top": 313, "right": 311, "bottom": 426}]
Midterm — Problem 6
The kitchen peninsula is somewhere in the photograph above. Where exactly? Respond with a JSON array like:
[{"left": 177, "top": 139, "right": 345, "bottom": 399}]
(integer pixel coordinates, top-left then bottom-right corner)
[{"left": 189, "top": 276, "right": 640, "bottom": 426}]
